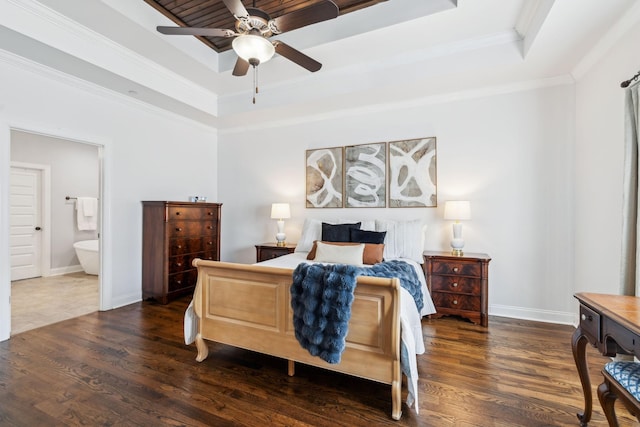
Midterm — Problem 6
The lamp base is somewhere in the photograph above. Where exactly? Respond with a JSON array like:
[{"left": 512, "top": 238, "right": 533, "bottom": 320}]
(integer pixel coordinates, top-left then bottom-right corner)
[
  {"left": 451, "top": 248, "right": 464, "bottom": 256},
  {"left": 276, "top": 240, "right": 286, "bottom": 247}
]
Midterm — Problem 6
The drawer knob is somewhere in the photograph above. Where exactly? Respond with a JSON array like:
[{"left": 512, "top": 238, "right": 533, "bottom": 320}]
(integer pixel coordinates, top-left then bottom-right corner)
[
  {"left": 177, "top": 245, "right": 182, "bottom": 249},
  {"left": 207, "top": 226, "right": 212, "bottom": 230},
  {"left": 175, "top": 212, "right": 181, "bottom": 216},
  {"left": 175, "top": 227, "right": 182, "bottom": 232},
  {"left": 208, "top": 212, "right": 213, "bottom": 216},
  {"left": 208, "top": 241, "right": 213, "bottom": 245},
  {"left": 452, "top": 282, "right": 458, "bottom": 287},
  {"left": 177, "top": 262, "right": 182, "bottom": 267},
  {"left": 176, "top": 280, "right": 182, "bottom": 285},
  {"left": 581, "top": 314, "right": 593, "bottom": 322},
  {"left": 453, "top": 299, "right": 458, "bottom": 305},
  {"left": 453, "top": 267, "right": 459, "bottom": 273}
]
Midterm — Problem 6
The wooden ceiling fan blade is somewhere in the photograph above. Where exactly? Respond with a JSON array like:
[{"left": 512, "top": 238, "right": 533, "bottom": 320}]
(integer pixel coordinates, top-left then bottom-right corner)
[
  {"left": 270, "top": 1, "right": 339, "bottom": 34},
  {"left": 232, "top": 57, "right": 250, "bottom": 76},
  {"left": 157, "top": 26, "right": 235, "bottom": 37},
  {"left": 222, "top": 0, "right": 250, "bottom": 20},
  {"left": 274, "top": 41, "right": 322, "bottom": 72}
]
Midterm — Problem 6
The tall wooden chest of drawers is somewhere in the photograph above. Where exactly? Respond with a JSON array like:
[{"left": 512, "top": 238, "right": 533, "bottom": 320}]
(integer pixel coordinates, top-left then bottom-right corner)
[
  {"left": 142, "top": 201, "right": 222, "bottom": 304},
  {"left": 423, "top": 251, "right": 491, "bottom": 327}
]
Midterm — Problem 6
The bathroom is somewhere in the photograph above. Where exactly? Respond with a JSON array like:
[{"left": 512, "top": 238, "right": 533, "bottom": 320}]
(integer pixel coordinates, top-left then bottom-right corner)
[{"left": 9, "top": 130, "right": 100, "bottom": 334}]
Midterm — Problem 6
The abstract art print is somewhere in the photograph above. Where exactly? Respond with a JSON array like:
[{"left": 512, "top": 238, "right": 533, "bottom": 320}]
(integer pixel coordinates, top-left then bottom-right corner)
[
  {"left": 344, "top": 142, "right": 386, "bottom": 208},
  {"left": 388, "top": 137, "right": 437, "bottom": 207},
  {"left": 306, "top": 147, "right": 343, "bottom": 208}
]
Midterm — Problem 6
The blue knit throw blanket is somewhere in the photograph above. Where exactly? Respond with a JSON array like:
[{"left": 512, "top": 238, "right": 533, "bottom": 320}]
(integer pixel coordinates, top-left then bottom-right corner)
[{"left": 291, "top": 260, "right": 423, "bottom": 364}]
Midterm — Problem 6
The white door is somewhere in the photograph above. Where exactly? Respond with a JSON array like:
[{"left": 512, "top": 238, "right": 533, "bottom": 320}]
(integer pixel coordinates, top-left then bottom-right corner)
[{"left": 10, "top": 167, "right": 42, "bottom": 281}]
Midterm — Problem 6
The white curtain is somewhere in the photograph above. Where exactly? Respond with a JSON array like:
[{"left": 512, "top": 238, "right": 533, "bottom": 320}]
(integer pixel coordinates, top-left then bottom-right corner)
[{"left": 620, "top": 81, "right": 640, "bottom": 296}]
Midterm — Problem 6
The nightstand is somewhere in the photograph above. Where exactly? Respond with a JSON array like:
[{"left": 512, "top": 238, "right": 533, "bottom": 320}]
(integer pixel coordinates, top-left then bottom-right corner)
[
  {"left": 255, "top": 243, "right": 296, "bottom": 262},
  {"left": 423, "top": 250, "right": 491, "bottom": 327}
]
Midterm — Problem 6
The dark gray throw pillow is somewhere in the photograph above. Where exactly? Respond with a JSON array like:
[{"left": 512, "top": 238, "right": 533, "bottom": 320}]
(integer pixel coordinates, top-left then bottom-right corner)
[
  {"left": 350, "top": 228, "right": 387, "bottom": 244},
  {"left": 321, "top": 222, "right": 361, "bottom": 242}
]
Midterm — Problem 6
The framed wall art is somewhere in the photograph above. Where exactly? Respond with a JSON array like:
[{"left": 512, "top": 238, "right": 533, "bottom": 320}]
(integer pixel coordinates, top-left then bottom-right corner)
[
  {"left": 344, "top": 142, "right": 386, "bottom": 208},
  {"left": 388, "top": 137, "right": 437, "bottom": 207},
  {"left": 305, "top": 147, "right": 343, "bottom": 208}
]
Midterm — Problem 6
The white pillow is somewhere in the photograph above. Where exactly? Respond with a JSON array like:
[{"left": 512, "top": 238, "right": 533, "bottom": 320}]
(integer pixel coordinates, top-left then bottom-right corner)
[
  {"left": 313, "top": 241, "right": 365, "bottom": 266},
  {"left": 375, "top": 219, "right": 426, "bottom": 263},
  {"left": 295, "top": 218, "right": 322, "bottom": 252}
]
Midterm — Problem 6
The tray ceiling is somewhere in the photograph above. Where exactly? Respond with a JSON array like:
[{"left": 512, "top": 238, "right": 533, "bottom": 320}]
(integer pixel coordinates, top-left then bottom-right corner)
[{"left": 143, "top": 0, "right": 387, "bottom": 52}]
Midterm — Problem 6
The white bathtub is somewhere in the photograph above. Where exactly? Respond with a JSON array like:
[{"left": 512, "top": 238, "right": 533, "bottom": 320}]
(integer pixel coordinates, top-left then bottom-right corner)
[{"left": 73, "top": 239, "right": 99, "bottom": 275}]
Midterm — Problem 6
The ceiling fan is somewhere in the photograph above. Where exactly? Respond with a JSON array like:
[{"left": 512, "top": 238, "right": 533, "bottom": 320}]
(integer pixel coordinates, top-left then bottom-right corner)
[{"left": 157, "top": 0, "right": 339, "bottom": 102}]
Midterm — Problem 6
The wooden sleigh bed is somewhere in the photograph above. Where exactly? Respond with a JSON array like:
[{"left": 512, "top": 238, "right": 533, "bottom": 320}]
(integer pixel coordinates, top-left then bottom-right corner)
[{"left": 190, "top": 259, "right": 405, "bottom": 420}]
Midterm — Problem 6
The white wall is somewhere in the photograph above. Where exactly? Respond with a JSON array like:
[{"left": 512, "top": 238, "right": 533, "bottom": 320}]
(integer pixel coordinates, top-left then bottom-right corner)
[
  {"left": 11, "top": 131, "right": 99, "bottom": 272},
  {"left": 0, "top": 51, "right": 218, "bottom": 340},
  {"left": 219, "top": 83, "right": 576, "bottom": 323},
  {"left": 574, "top": 20, "right": 640, "bottom": 296}
]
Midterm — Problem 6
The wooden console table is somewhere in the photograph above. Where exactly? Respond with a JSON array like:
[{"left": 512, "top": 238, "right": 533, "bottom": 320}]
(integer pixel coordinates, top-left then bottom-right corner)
[{"left": 572, "top": 292, "right": 640, "bottom": 426}]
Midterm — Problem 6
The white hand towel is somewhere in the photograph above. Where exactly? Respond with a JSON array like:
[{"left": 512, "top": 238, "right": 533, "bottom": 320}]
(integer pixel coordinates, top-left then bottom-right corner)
[{"left": 76, "top": 197, "right": 98, "bottom": 230}]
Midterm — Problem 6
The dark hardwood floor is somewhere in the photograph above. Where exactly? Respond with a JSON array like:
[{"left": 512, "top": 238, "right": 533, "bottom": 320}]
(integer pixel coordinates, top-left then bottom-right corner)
[{"left": 0, "top": 296, "right": 634, "bottom": 426}]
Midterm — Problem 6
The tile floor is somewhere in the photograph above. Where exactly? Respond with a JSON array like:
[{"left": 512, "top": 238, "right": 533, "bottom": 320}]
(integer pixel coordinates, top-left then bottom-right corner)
[{"left": 11, "top": 272, "right": 99, "bottom": 335}]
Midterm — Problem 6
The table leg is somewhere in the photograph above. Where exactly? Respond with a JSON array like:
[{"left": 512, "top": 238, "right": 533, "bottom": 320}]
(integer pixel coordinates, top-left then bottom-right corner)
[{"left": 572, "top": 326, "right": 591, "bottom": 426}]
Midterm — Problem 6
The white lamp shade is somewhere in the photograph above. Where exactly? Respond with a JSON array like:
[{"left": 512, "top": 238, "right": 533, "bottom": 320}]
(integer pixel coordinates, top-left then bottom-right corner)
[
  {"left": 270, "top": 203, "right": 290, "bottom": 220},
  {"left": 232, "top": 35, "right": 275, "bottom": 64},
  {"left": 443, "top": 201, "right": 471, "bottom": 221}
]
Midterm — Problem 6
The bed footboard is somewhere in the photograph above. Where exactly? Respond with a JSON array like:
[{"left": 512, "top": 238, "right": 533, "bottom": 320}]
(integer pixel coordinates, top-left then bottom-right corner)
[{"left": 191, "top": 259, "right": 403, "bottom": 420}]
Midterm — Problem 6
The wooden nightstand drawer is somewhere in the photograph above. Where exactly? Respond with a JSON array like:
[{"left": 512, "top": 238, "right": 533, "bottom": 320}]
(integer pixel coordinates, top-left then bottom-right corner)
[
  {"left": 431, "top": 260, "right": 482, "bottom": 277},
  {"left": 430, "top": 275, "right": 481, "bottom": 294},
  {"left": 431, "top": 292, "right": 481, "bottom": 312},
  {"left": 256, "top": 243, "right": 297, "bottom": 263}
]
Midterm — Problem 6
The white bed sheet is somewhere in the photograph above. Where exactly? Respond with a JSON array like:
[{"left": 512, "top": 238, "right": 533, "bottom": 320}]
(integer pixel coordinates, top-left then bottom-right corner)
[
  {"left": 256, "top": 252, "right": 435, "bottom": 412},
  {"left": 257, "top": 251, "right": 436, "bottom": 317}
]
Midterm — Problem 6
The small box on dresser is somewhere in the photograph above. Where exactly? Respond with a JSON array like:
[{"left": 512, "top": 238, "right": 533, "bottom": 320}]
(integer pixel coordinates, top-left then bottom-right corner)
[
  {"left": 142, "top": 201, "right": 221, "bottom": 304},
  {"left": 423, "top": 250, "right": 491, "bottom": 327},
  {"left": 255, "top": 243, "right": 296, "bottom": 263}
]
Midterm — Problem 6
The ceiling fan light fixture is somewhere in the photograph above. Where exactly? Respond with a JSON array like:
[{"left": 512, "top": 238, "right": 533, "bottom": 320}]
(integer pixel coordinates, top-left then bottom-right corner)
[{"left": 232, "top": 34, "right": 275, "bottom": 64}]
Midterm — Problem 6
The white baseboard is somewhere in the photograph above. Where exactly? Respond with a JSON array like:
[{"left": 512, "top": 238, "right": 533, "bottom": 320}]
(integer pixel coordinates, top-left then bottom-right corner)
[
  {"left": 47, "top": 265, "right": 84, "bottom": 276},
  {"left": 110, "top": 293, "right": 142, "bottom": 310},
  {"left": 489, "top": 304, "right": 577, "bottom": 326}
]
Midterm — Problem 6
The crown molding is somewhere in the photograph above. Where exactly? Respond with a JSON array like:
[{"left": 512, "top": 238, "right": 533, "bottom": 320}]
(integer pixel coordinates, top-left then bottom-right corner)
[{"left": 1, "top": 0, "right": 219, "bottom": 116}]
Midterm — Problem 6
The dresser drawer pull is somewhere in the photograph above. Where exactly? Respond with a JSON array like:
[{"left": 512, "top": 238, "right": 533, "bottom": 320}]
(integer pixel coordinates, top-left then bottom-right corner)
[
  {"left": 176, "top": 280, "right": 182, "bottom": 285},
  {"left": 208, "top": 212, "right": 213, "bottom": 216},
  {"left": 453, "top": 267, "right": 459, "bottom": 273},
  {"left": 207, "top": 226, "right": 212, "bottom": 230},
  {"left": 581, "top": 314, "right": 593, "bottom": 322},
  {"left": 208, "top": 241, "right": 213, "bottom": 245},
  {"left": 175, "top": 227, "right": 182, "bottom": 232},
  {"left": 176, "top": 262, "right": 182, "bottom": 267},
  {"left": 177, "top": 245, "right": 182, "bottom": 249},
  {"left": 452, "top": 282, "right": 458, "bottom": 287},
  {"left": 175, "top": 211, "right": 181, "bottom": 215},
  {"left": 453, "top": 299, "right": 458, "bottom": 305}
]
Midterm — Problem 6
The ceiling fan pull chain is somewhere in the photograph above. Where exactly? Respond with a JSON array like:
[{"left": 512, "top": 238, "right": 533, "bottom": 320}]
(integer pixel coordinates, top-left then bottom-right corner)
[{"left": 253, "top": 65, "right": 257, "bottom": 104}]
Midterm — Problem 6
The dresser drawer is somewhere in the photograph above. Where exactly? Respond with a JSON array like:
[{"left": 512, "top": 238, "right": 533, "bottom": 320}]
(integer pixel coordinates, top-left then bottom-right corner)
[
  {"left": 169, "top": 220, "right": 218, "bottom": 237},
  {"left": 169, "top": 251, "right": 217, "bottom": 273},
  {"left": 431, "top": 260, "right": 481, "bottom": 277},
  {"left": 431, "top": 292, "right": 481, "bottom": 312},
  {"left": 168, "top": 206, "right": 218, "bottom": 220},
  {"left": 430, "top": 275, "right": 481, "bottom": 294},
  {"left": 168, "top": 269, "right": 197, "bottom": 292},
  {"left": 579, "top": 304, "right": 601, "bottom": 341}
]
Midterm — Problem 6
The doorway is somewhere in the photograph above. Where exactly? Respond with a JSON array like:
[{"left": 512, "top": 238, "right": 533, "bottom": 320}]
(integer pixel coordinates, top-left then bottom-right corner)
[{"left": 9, "top": 130, "right": 102, "bottom": 335}]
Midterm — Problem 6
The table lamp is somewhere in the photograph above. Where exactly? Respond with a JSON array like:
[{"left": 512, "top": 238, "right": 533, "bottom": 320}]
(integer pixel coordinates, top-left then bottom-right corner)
[
  {"left": 270, "top": 203, "right": 291, "bottom": 246},
  {"left": 443, "top": 201, "right": 471, "bottom": 256}
]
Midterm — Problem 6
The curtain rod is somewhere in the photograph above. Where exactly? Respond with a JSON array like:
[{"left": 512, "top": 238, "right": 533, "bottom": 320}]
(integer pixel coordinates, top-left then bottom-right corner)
[{"left": 621, "top": 70, "right": 640, "bottom": 88}]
